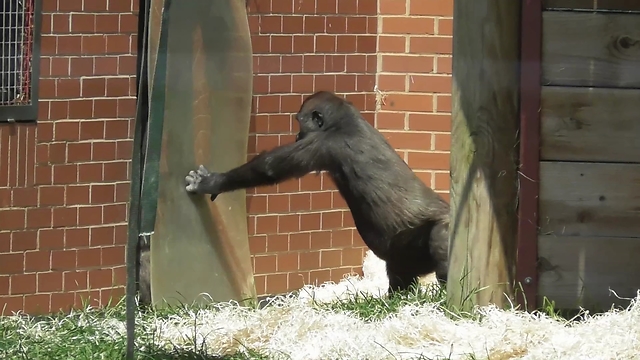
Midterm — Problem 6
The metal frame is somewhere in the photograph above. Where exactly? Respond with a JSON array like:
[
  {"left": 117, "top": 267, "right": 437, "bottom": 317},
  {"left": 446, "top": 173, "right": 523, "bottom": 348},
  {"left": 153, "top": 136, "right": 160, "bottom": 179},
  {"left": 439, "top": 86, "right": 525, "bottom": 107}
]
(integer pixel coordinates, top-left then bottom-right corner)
[
  {"left": 0, "top": 0, "right": 43, "bottom": 122},
  {"left": 126, "top": 0, "right": 172, "bottom": 358},
  {"left": 516, "top": 0, "right": 543, "bottom": 311}
]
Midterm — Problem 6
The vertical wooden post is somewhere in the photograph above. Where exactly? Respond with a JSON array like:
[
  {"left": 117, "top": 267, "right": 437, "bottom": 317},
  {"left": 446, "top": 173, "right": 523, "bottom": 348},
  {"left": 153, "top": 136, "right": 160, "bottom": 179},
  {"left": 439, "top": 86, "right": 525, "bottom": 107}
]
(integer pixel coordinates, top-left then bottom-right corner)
[{"left": 447, "top": 0, "right": 522, "bottom": 311}]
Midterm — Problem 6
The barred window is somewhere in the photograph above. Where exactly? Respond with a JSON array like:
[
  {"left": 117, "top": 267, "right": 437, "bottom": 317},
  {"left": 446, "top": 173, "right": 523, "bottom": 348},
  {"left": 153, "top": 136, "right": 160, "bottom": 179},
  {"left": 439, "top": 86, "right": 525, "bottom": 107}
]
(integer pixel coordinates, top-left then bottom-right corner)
[{"left": 0, "top": 0, "right": 42, "bottom": 122}]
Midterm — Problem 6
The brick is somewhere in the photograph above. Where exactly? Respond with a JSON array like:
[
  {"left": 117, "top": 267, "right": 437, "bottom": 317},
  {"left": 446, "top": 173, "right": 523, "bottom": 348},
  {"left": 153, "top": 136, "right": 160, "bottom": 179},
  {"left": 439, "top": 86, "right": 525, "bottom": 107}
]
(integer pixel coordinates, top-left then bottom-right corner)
[
  {"left": 50, "top": 57, "right": 70, "bottom": 77},
  {"left": 276, "top": 252, "right": 298, "bottom": 272},
  {"left": 103, "top": 203, "right": 126, "bottom": 223},
  {"left": 299, "top": 251, "right": 320, "bottom": 270},
  {"left": 436, "top": 56, "right": 452, "bottom": 74},
  {"left": 410, "top": 0, "right": 454, "bottom": 16},
  {"left": 265, "top": 234, "right": 288, "bottom": 253},
  {"left": 53, "top": 164, "right": 78, "bottom": 184},
  {"left": 12, "top": 187, "right": 38, "bottom": 207},
  {"left": 277, "top": 214, "right": 299, "bottom": 233},
  {"left": 265, "top": 273, "right": 288, "bottom": 294},
  {"left": 11, "top": 231, "right": 38, "bottom": 252},
  {"left": 0, "top": 275, "right": 8, "bottom": 295},
  {"left": 310, "top": 231, "right": 332, "bottom": 250},
  {"left": 82, "top": 35, "right": 107, "bottom": 55},
  {"left": 52, "top": 207, "right": 78, "bottom": 227},
  {"left": 434, "top": 172, "right": 451, "bottom": 191},
  {"left": 0, "top": 253, "right": 24, "bottom": 274},
  {"left": 0, "top": 296, "right": 23, "bottom": 315},
  {"left": 410, "top": 36, "right": 453, "bottom": 55},
  {"left": 78, "top": 206, "right": 103, "bottom": 226},
  {"left": 407, "top": 152, "right": 450, "bottom": 170},
  {"left": 381, "top": 55, "right": 434, "bottom": 73},
  {"left": 59, "top": 0, "right": 82, "bottom": 11},
  {"left": 38, "top": 272, "right": 64, "bottom": 293},
  {"left": 95, "top": 56, "right": 118, "bottom": 75},
  {"left": 382, "top": 17, "right": 435, "bottom": 35},
  {"left": 66, "top": 228, "right": 90, "bottom": 248},
  {"left": 25, "top": 251, "right": 52, "bottom": 272},
  {"left": 57, "top": 35, "right": 82, "bottom": 55},
  {"left": 71, "top": 13, "right": 96, "bottom": 33},
  {"left": 52, "top": 250, "right": 77, "bottom": 270},
  {"left": 114, "top": 225, "right": 127, "bottom": 245},
  {"left": 39, "top": 229, "right": 65, "bottom": 250},
  {"left": 106, "top": 34, "right": 130, "bottom": 54},
  {"left": 438, "top": 18, "right": 453, "bottom": 36},
  {"left": 102, "top": 246, "right": 125, "bottom": 266},
  {"left": 408, "top": 74, "right": 452, "bottom": 93},
  {"left": 23, "top": 294, "right": 51, "bottom": 315},
  {"left": 289, "top": 232, "right": 310, "bottom": 251},
  {"left": 77, "top": 248, "right": 101, "bottom": 268},
  {"left": 90, "top": 226, "right": 115, "bottom": 246},
  {"left": 70, "top": 57, "right": 94, "bottom": 76},
  {"left": 436, "top": 94, "right": 452, "bottom": 112},
  {"left": 90, "top": 184, "right": 115, "bottom": 204},
  {"left": 385, "top": 132, "right": 432, "bottom": 151},
  {"left": 10, "top": 274, "right": 36, "bottom": 295},
  {"left": 54, "top": 121, "right": 80, "bottom": 141},
  {"left": 78, "top": 163, "right": 103, "bottom": 183},
  {"left": 0, "top": 209, "right": 25, "bottom": 230},
  {"left": 63, "top": 270, "right": 88, "bottom": 292},
  {"left": 51, "top": 293, "right": 75, "bottom": 313},
  {"left": 67, "top": 185, "right": 91, "bottom": 205},
  {"left": 89, "top": 268, "right": 113, "bottom": 289},
  {"left": 27, "top": 208, "right": 52, "bottom": 229},
  {"left": 254, "top": 255, "right": 277, "bottom": 274}
]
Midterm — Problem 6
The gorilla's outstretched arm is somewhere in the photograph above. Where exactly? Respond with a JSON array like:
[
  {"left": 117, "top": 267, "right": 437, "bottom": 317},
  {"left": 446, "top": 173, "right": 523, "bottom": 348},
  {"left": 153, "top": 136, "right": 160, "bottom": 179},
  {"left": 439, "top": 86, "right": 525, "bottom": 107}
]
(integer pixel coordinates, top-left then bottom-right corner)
[{"left": 185, "top": 133, "right": 327, "bottom": 200}]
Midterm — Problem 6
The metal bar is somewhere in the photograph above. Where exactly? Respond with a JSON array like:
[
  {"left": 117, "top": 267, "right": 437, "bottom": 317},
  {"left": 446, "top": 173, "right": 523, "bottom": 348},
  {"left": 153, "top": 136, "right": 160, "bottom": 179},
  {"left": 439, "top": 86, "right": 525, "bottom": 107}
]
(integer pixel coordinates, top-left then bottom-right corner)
[
  {"left": 516, "top": 0, "right": 543, "bottom": 312},
  {"left": 0, "top": 0, "right": 42, "bottom": 122},
  {"left": 139, "top": 0, "right": 173, "bottom": 235},
  {"left": 125, "top": 0, "right": 151, "bottom": 357}
]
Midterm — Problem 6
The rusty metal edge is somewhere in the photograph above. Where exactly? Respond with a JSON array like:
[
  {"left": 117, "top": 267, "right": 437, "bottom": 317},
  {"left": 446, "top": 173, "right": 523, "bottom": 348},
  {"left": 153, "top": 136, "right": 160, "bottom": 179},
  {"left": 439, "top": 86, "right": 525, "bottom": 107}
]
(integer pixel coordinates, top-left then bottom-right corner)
[{"left": 516, "top": 0, "right": 543, "bottom": 312}]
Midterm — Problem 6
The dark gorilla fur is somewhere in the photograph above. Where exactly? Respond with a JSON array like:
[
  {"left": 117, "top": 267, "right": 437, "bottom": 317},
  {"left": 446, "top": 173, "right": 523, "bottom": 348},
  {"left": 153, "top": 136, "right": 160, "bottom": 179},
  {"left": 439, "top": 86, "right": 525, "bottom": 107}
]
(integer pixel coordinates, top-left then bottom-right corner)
[{"left": 185, "top": 91, "right": 450, "bottom": 293}]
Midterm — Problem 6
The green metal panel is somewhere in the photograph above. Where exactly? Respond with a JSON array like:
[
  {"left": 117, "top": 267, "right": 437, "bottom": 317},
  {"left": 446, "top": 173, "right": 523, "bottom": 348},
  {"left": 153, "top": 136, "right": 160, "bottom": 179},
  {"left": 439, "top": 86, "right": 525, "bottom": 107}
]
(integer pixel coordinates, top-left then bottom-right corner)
[
  {"left": 125, "top": 0, "right": 171, "bottom": 358},
  {"left": 139, "top": 0, "right": 172, "bottom": 235}
]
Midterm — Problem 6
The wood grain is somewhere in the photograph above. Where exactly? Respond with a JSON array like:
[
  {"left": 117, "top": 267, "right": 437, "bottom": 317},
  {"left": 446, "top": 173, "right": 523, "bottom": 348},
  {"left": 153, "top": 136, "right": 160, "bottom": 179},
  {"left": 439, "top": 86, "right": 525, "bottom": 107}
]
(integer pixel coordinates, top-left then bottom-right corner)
[
  {"left": 539, "top": 161, "right": 640, "bottom": 238},
  {"left": 544, "top": 0, "right": 640, "bottom": 12},
  {"left": 448, "top": 0, "right": 521, "bottom": 310},
  {"left": 538, "top": 235, "right": 640, "bottom": 310},
  {"left": 540, "top": 86, "right": 640, "bottom": 163},
  {"left": 542, "top": 12, "right": 640, "bottom": 88}
]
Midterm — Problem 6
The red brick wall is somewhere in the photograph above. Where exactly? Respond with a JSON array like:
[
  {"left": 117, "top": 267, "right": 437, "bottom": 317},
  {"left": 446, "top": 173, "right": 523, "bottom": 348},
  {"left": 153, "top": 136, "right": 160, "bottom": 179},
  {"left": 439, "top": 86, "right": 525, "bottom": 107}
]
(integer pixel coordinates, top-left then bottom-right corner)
[
  {"left": 245, "top": 0, "right": 453, "bottom": 296},
  {"left": 245, "top": 0, "right": 378, "bottom": 295},
  {"left": 0, "top": 0, "right": 454, "bottom": 313},
  {"left": 0, "top": 0, "right": 138, "bottom": 314},
  {"left": 376, "top": 0, "right": 452, "bottom": 202}
]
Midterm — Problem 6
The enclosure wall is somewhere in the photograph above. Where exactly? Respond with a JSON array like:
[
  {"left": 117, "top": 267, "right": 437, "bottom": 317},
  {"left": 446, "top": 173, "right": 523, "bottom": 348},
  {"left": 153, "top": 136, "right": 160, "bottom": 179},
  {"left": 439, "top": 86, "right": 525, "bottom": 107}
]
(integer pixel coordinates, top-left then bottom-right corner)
[
  {"left": 0, "top": 0, "right": 138, "bottom": 314},
  {"left": 245, "top": 0, "right": 453, "bottom": 295},
  {"left": 1, "top": 0, "right": 455, "bottom": 314}
]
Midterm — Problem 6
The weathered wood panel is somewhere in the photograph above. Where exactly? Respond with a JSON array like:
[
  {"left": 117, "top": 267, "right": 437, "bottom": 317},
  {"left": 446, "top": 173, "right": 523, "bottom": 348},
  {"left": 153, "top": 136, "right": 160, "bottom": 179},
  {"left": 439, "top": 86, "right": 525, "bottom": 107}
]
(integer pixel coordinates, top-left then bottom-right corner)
[
  {"left": 540, "top": 86, "right": 640, "bottom": 163},
  {"left": 544, "top": 0, "right": 640, "bottom": 12},
  {"left": 539, "top": 161, "right": 640, "bottom": 238},
  {"left": 542, "top": 12, "right": 640, "bottom": 88},
  {"left": 448, "top": 0, "right": 521, "bottom": 310},
  {"left": 538, "top": 235, "right": 640, "bottom": 309}
]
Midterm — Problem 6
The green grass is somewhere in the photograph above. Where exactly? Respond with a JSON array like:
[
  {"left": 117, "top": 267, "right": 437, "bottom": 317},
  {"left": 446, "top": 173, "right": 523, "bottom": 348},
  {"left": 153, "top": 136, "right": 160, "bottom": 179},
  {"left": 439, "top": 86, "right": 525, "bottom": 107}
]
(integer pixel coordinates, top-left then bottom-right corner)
[
  {"left": 314, "top": 283, "right": 450, "bottom": 322},
  {"left": 0, "top": 299, "right": 270, "bottom": 360},
  {"left": 0, "top": 284, "right": 571, "bottom": 360}
]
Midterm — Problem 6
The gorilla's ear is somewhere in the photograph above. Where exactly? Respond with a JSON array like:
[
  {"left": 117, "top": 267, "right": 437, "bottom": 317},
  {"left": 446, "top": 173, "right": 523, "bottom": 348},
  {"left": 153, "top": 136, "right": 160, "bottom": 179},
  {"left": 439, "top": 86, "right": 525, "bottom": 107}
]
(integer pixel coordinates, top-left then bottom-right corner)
[{"left": 311, "top": 110, "right": 324, "bottom": 128}]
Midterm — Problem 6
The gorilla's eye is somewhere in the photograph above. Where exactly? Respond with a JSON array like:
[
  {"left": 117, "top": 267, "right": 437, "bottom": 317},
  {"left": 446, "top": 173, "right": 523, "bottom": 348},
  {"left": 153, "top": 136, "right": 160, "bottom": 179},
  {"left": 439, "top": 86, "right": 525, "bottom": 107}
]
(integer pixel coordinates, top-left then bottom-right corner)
[{"left": 311, "top": 110, "right": 324, "bottom": 128}]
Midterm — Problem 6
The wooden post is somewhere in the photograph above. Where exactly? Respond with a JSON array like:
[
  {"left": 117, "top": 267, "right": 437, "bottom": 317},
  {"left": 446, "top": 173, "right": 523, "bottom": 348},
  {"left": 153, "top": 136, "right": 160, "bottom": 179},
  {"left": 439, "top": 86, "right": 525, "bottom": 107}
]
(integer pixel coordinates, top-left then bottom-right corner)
[{"left": 447, "top": 0, "right": 522, "bottom": 311}]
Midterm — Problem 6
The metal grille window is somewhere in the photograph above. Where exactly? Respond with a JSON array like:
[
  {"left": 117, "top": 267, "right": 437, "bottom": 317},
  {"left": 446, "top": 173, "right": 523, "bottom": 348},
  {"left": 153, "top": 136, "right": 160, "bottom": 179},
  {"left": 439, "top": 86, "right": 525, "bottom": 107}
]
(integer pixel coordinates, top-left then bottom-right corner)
[{"left": 0, "top": 0, "right": 41, "bottom": 122}]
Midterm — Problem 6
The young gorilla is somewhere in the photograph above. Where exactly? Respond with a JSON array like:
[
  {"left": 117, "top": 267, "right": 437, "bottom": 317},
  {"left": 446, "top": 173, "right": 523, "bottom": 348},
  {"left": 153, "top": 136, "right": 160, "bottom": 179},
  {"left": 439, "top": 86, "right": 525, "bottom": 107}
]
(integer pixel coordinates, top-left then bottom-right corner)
[{"left": 185, "top": 91, "right": 450, "bottom": 293}]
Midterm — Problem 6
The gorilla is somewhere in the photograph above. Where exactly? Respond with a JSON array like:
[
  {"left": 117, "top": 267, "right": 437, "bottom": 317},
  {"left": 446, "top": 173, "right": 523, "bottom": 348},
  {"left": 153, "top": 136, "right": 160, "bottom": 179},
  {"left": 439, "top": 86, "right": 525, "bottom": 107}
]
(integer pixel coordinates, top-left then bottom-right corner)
[{"left": 185, "top": 91, "right": 450, "bottom": 293}]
